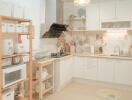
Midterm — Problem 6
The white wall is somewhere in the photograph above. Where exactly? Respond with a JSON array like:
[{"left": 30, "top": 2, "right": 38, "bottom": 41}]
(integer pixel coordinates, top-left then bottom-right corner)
[
  {"left": 45, "top": 0, "right": 57, "bottom": 31},
  {"left": 63, "top": 2, "right": 80, "bottom": 21},
  {"left": 40, "top": 38, "right": 58, "bottom": 53}
]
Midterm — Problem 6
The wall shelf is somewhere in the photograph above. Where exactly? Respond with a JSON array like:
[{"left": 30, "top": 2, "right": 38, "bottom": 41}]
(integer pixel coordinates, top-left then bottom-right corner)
[
  {"left": 1, "top": 16, "right": 30, "bottom": 22},
  {"left": 2, "top": 32, "right": 29, "bottom": 35},
  {"left": 69, "top": 30, "right": 106, "bottom": 34},
  {"left": 66, "top": 18, "right": 86, "bottom": 22}
]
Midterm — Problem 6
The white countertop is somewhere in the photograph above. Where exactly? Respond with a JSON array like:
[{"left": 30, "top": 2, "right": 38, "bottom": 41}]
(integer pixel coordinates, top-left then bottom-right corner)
[
  {"left": 53, "top": 55, "right": 73, "bottom": 61},
  {"left": 34, "top": 53, "right": 132, "bottom": 63},
  {"left": 74, "top": 53, "right": 132, "bottom": 60}
]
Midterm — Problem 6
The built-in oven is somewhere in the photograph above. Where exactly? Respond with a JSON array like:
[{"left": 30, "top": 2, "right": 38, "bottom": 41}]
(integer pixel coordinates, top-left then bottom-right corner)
[{"left": 3, "top": 64, "right": 26, "bottom": 88}]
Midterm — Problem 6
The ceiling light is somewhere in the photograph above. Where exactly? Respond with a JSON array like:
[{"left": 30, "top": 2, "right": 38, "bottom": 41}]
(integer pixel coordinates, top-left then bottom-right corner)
[{"left": 74, "top": 0, "right": 90, "bottom": 6}]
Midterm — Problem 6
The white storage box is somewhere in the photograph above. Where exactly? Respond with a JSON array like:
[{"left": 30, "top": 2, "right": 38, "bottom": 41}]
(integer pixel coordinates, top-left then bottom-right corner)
[
  {"left": 2, "top": 23, "right": 7, "bottom": 32},
  {"left": 15, "top": 43, "right": 28, "bottom": 53},
  {"left": 2, "top": 89, "right": 14, "bottom": 100},
  {"left": 22, "top": 55, "right": 29, "bottom": 63},
  {"left": 15, "top": 24, "right": 23, "bottom": 33},
  {"left": 15, "top": 43, "right": 24, "bottom": 53},
  {"left": 2, "top": 58, "right": 12, "bottom": 66},
  {"left": 3, "top": 39, "right": 14, "bottom": 56},
  {"left": 7, "top": 23, "right": 15, "bottom": 33},
  {"left": 15, "top": 42, "right": 29, "bottom": 54}
]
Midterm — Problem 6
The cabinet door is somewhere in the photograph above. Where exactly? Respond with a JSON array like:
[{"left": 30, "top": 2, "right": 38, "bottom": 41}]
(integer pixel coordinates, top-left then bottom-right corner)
[
  {"left": 86, "top": 3, "right": 100, "bottom": 30},
  {"left": 84, "top": 57, "right": 98, "bottom": 80},
  {"left": 73, "top": 57, "right": 84, "bottom": 78},
  {"left": 60, "top": 60, "right": 66, "bottom": 86},
  {"left": 65, "top": 57, "right": 73, "bottom": 82},
  {"left": 97, "top": 58, "right": 115, "bottom": 82},
  {"left": 116, "top": 0, "right": 132, "bottom": 20},
  {"left": 115, "top": 60, "right": 132, "bottom": 86},
  {"left": 59, "top": 57, "right": 73, "bottom": 86},
  {"left": 100, "top": 1, "right": 116, "bottom": 20}
]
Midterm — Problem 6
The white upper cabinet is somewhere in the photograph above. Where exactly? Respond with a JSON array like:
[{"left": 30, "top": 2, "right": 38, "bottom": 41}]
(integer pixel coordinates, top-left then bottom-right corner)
[
  {"left": 86, "top": 3, "right": 100, "bottom": 30},
  {"left": 115, "top": 59, "right": 132, "bottom": 86},
  {"left": 86, "top": 0, "right": 132, "bottom": 30},
  {"left": 100, "top": 1, "right": 116, "bottom": 20},
  {"left": 97, "top": 58, "right": 115, "bottom": 83},
  {"left": 116, "top": 0, "right": 132, "bottom": 20}
]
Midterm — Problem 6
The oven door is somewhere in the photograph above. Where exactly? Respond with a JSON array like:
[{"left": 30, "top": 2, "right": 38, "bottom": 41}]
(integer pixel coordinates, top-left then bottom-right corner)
[{"left": 3, "top": 64, "right": 26, "bottom": 88}]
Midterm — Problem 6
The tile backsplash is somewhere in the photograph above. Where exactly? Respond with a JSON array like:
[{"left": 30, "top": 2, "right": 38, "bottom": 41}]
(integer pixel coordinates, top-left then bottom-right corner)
[{"left": 62, "top": 30, "right": 132, "bottom": 56}]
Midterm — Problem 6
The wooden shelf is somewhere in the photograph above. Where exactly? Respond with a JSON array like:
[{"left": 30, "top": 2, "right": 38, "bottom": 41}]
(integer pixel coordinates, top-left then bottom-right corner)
[
  {"left": 1, "top": 80, "right": 24, "bottom": 91},
  {"left": 37, "top": 59, "right": 55, "bottom": 67},
  {"left": 2, "top": 52, "right": 29, "bottom": 59},
  {"left": 69, "top": 30, "right": 106, "bottom": 34},
  {"left": 43, "top": 87, "right": 53, "bottom": 95},
  {"left": 1, "top": 16, "right": 30, "bottom": 22},
  {"left": 34, "top": 74, "right": 53, "bottom": 82},
  {"left": 2, "top": 32, "right": 29, "bottom": 35},
  {"left": 69, "top": 30, "right": 89, "bottom": 32},
  {"left": 67, "top": 18, "right": 86, "bottom": 22},
  {"left": 17, "top": 96, "right": 28, "bottom": 100},
  {"left": 43, "top": 75, "right": 53, "bottom": 81}
]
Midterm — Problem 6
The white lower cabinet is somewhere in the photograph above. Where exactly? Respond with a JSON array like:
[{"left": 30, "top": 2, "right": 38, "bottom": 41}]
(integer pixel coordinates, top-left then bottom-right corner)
[
  {"left": 55, "top": 56, "right": 73, "bottom": 91},
  {"left": 97, "top": 58, "right": 115, "bottom": 83},
  {"left": 83, "top": 57, "right": 98, "bottom": 80},
  {"left": 73, "top": 57, "right": 98, "bottom": 80},
  {"left": 55, "top": 56, "right": 132, "bottom": 91},
  {"left": 114, "top": 60, "right": 132, "bottom": 86},
  {"left": 73, "top": 56, "right": 132, "bottom": 86},
  {"left": 73, "top": 56, "right": 84, "bottom": 78}
]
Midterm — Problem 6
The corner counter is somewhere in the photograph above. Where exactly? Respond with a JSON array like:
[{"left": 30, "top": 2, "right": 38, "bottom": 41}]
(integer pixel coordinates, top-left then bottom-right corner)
[{"left": 74, "top": 53, "right": 132, "bottom": 60}]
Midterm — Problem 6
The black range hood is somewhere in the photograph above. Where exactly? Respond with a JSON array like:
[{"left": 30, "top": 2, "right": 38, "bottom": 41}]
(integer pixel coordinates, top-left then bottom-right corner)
[{"left": 42, "top": 23, "right": 68, "bottom": 38}]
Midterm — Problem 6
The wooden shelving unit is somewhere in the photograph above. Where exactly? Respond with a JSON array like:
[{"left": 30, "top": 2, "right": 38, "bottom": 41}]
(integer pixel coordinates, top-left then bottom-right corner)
[
  {"left": 33, "top": 59, "right": 55, "bottom": 100},
  {"left": 2, "top": 52, "right": 29, "bottom": 59},
  {"left": 0, "top": 16, "right": 33, "bottom": 100},
  {"left": 2, "top": 32, "right": 29, "bottom": 35}
]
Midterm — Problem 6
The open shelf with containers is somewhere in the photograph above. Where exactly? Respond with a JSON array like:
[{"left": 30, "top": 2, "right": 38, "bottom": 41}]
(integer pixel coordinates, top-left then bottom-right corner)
[
  {"left": 65, "top": 18, "right": 86, "bottom": 30},
  {"left": 0, "top": 16, "right": 33, "bottom": 100},
  {"left": 33, "top": 59, "right": 55, "bottom": 100}
]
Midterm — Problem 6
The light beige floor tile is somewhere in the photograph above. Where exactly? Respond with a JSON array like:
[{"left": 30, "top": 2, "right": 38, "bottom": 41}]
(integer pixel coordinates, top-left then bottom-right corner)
[{"left": 43, "top": 82, "right": 132, "bottom": 100}]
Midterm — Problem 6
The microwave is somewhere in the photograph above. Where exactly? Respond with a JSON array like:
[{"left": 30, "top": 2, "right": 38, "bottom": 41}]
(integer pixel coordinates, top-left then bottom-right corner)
[{"left": 3, "top": 64, "right": 26, "bottom": 88}]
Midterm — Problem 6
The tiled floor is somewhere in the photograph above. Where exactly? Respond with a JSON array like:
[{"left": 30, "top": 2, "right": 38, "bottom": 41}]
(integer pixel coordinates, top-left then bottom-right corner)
[{"left": 44, "top": 82, "right": 132, "bottom": 100}]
